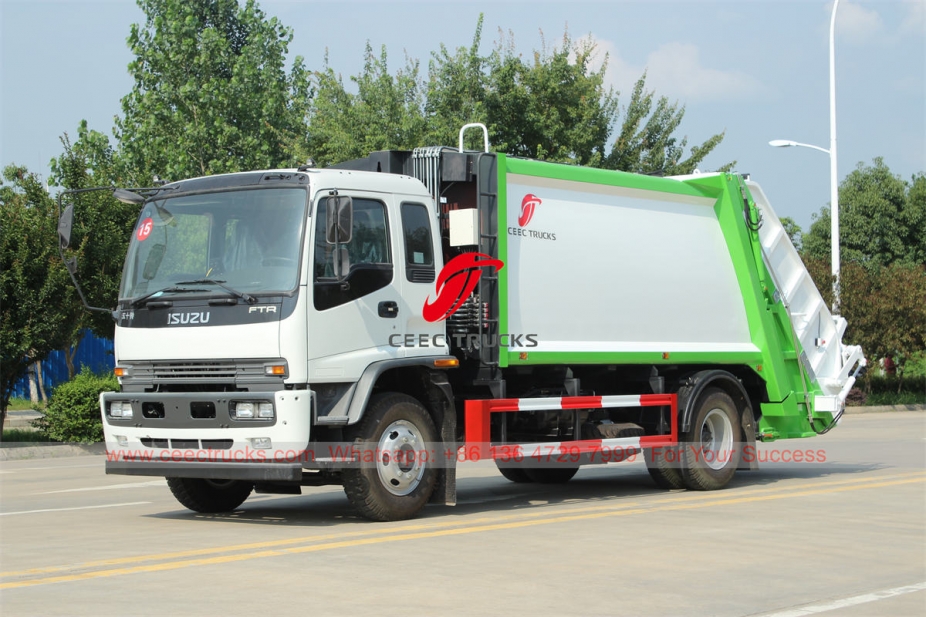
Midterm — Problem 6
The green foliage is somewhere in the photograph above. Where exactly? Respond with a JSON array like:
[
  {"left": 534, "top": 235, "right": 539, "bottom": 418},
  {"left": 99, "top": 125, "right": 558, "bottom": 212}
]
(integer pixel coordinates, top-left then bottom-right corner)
[
  {"left": 50, "top": 123, "right": 140, "bottom": 343},
  {"left": 856, "top": 374, "right": 926, "bottom": 405},
  {"left": 116, "top": 0, "right": 312, "bottom": 182},
  {"left": 483, "top": 30, "right": 617, "bottom": 166},
  {"left": 804, "top": 256, "right": 926, "bottom": 379},
  {"left": 803, "top": 158, "right": 926, "bottom": 267},
  {"left": 310, "top": 15, "right": 729, "bottom": 173},
  {"left": 0, "top": 166, "right": 76, "bottom": 426},
  {"left": 424, "top": 17, "right": 489, "bottom": 149},
  {"left": 780, "top": 216, "right": 802, "bottom": 251},
  {"left": 308, "top": 45, "right": 427, "bottom": 167},
  {"left": 603, "top": 73, "right": 730, "bottom": 175},
  {"left": 2, "top": 428, "right": 56, "bottom": 443},
  {"left": 34, "top": 369, "right": 118, "bottom": 442}
]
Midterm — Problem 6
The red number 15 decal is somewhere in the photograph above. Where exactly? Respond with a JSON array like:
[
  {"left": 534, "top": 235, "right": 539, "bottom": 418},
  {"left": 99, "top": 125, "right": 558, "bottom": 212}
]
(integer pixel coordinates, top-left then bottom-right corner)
[{"left": 136, "top": 217, "right": 154, "bottom": 241}]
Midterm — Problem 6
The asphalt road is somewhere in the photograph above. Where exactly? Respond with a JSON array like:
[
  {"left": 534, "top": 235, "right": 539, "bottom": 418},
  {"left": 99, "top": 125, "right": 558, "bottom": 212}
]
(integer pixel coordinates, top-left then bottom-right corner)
[{"left": 1, "top": 411, "right": 924, "bottom": 616}]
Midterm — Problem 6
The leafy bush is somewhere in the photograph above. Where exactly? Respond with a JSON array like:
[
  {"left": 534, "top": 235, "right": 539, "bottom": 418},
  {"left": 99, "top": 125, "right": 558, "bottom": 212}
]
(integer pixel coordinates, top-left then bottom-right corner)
[
  {"left": 855, "top": 373, "right": 926, "bottom": 406},
  {"left": 35, "top": 369, "right": 117, "bottom": 442}
]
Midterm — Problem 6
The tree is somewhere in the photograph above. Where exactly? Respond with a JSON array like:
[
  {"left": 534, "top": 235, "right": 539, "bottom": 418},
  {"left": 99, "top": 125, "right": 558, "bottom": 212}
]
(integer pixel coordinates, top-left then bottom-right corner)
[
  {"left": 309, "top": 17, "right": 730, "bottom": 173},
  {"left": 780, "top": 216, "right": 803, "bottom": 251},
  {"left": 603, "top": 73, "right": 730, "bottom": 175},
  {"left": 482, "top": 30, "right": 618, "bottom": 166},
  {"left": 803, "top": 158, "right": 926, "bottom": 267},
  {"left": 0, "top": 166, "right": 76, "bottom": 429},
  {"left": 308, "top": 46, "right": 427, "bottom": 167},
  {"left": 48, "top": 122, "right": 141, "bottom": 376},
  {"left": 116, "top": 0, "right": 312, "bottom": 183}
]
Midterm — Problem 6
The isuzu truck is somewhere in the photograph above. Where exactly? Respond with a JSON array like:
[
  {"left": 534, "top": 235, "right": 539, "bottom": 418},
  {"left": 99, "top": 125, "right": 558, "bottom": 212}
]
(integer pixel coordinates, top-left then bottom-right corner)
[{"left": 58, "top": 125, "right": 864, "bottom": 521}]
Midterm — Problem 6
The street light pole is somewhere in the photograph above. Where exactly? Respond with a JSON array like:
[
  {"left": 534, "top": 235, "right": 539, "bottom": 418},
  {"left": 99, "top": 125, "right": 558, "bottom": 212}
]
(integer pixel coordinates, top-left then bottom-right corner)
[
  {"left": 829, "top": 0, "right": 840, "bottom": 313},
  {"left": 769, "top": 0, "right": 841, "bottom": 313}
]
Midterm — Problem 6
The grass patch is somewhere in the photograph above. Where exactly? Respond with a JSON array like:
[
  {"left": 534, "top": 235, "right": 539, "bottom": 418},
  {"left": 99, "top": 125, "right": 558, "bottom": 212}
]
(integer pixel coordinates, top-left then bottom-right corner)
[
  {"left": 2, "top": 428, "right": 57, "bottom": 443},
  {"left": 7, "top": 397, "right": 45, "bottom": 411}
]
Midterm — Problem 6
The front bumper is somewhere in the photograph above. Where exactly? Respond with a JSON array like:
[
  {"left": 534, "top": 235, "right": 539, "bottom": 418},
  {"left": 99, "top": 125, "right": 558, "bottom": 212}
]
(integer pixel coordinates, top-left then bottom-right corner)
[
  {"left": 106, "top": 460, "right": 303, "bottom": 481},
  {"left": 101, "top": 389, "right": 313, "bottom": 473}
]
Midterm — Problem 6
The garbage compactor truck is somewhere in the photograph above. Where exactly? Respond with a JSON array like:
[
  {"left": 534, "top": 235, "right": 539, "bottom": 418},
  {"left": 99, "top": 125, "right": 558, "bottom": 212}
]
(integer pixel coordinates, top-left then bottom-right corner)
[{"left": 57, "top": 125, "right": 865, "bottom": 521}]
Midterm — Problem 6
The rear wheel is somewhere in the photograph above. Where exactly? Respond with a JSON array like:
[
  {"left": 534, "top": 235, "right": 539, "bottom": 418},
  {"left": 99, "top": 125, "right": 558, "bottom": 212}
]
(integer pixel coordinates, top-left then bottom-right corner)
[
  {"left": 166, "top": 478, "right": 253, "bottom": 513},
  {"left": 680, "top": 388, "right": 741, "bottom": 490},
  {"left": 644, "top": 447, "right": 685, "bottom": 489},
  {"left": 524, "top": 466, "right": 579, "bottom": 484},
  {"left": 342, "top": 393, "right": 439, "bottom": 521},
  {"left": 495, "top": 461, "right": 533, "bottom": 483}
]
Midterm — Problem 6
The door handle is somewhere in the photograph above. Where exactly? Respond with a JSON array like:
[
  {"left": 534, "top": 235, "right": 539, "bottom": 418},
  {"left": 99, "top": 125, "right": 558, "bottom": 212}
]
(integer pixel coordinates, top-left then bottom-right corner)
[{"left": 378, "top": 301, "right": 398, "bottom": 318}]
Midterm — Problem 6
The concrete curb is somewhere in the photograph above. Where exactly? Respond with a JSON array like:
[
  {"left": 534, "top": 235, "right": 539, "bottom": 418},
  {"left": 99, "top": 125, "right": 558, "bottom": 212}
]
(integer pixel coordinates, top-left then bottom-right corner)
[
  {"left": 0, "top": 442, "right": 106, "bottom": 461},
  {"left": 2, "top": 406, "right": 923, "bottom": 461},
  {"left": 844, "top": 404, "right": 926, "bottom": 414}
]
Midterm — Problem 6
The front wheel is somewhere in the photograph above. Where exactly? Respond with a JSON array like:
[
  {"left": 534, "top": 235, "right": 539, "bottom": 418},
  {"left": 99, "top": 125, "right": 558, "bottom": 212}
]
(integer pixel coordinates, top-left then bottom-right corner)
[
  {"left": 680, "top": 388, "right": 741, "bottom": 490},
  {"left": 166, "top": 478, "right": 253, "bottom": 513},
  {"left": 342, "top": 393, "right": 439, "bottom": 521}
]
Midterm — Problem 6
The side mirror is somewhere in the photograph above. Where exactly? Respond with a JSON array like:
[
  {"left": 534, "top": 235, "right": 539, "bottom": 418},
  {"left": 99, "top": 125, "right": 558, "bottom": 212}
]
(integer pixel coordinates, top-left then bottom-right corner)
[
  {"left": 326, "top": 196, "right": 353, "bottom": 244},
  {"left": 113, "top": 188, "right": 146, "bottom": 205},
  {"left": 58, "top": 205, "right": 74, "bottom": 249}
]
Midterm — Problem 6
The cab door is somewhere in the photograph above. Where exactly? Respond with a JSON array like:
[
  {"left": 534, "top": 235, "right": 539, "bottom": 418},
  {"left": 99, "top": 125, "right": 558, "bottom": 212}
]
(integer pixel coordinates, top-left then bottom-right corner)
[{"left": 307, "top": 192, "right": 402, "bottom": 381}]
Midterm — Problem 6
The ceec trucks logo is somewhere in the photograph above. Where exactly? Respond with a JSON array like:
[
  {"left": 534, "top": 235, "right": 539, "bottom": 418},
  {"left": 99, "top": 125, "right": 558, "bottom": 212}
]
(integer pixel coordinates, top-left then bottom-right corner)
[
  {"left": 423, "top": 252, "right": 504, "bottom": 322},
  {"left": 519, "top": 194, "right": 541, "bottom": 227},
  {"left": 509, "top": 193, "right": 556, "bottom": 241}
]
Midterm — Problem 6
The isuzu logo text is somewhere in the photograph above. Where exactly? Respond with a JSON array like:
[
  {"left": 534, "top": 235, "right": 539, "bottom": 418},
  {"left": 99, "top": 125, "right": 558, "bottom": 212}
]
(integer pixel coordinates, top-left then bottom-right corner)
[
  {"left": 167, "top": 311, "right": 211, "bottom": 325},
  {"left": 423, "top": 252, "right": 504, "bottom": 322}
]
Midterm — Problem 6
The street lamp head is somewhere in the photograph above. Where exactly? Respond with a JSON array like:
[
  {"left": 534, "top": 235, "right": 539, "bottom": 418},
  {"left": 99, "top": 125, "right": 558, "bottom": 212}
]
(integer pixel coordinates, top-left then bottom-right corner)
[{"left": 768, "top": 139, "right": 797, "bottom": 148}]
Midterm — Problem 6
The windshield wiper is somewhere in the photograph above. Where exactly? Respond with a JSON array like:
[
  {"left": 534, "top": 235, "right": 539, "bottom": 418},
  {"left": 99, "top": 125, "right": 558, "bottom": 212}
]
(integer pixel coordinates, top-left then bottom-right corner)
[
  {"left": 130, "top": 286, "right": 207, "bottom": 308},
  {"left": 174, "top": 279, "right": 257, "bottom": 304}
]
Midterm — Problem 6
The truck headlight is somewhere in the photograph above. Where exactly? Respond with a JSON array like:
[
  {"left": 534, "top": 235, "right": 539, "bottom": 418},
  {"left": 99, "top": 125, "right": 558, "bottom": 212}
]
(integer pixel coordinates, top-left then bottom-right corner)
[
  {"left": 109, "top": 401, "right": 134, "bottom": 419},
  {"left": 230, "top": 401, "right": 274, "bottom": 420}
]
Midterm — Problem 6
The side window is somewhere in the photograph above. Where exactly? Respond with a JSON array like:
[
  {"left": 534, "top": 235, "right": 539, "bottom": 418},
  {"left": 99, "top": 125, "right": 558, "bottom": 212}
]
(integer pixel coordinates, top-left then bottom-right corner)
[
  {"left": 313, "top": 197, "right": 394, "bottom": 311},
  {"left": 401, "top": 203, "right": 435, "bottom": 283}
]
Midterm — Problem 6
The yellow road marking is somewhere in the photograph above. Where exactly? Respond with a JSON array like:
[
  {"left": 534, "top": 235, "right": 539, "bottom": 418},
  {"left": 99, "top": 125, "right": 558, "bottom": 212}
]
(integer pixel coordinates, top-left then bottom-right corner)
[
  {"left": 3, "top": 470, "right": 923, "bottom": 578},
  {"left": 2, "top": 473, "right": 923, "bottom": 590}
]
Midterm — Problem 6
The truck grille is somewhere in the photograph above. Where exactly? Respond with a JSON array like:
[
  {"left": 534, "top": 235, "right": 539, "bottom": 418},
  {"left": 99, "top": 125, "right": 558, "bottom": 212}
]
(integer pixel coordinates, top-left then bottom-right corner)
[{"left": 122, "top": 359, "right": 284, "bottom": 388}]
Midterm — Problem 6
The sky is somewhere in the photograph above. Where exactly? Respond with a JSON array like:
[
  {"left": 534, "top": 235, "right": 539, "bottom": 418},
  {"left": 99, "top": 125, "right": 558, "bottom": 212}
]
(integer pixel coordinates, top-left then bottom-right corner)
[{"left": 1, "top": 0, "right": 924, "bottom": 231}]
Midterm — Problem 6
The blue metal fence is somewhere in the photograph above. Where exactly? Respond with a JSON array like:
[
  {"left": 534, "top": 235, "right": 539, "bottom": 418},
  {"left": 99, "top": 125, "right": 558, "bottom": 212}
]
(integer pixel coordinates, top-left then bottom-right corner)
[{"left": 11, "top": 331, "right": 115, "bottom": 399}]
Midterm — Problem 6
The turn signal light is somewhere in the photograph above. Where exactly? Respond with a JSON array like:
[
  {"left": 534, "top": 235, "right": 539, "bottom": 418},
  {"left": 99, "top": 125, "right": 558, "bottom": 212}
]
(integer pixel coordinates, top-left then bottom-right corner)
[{"left": 433, "top": 359, "right": 459, "bottom": 368}]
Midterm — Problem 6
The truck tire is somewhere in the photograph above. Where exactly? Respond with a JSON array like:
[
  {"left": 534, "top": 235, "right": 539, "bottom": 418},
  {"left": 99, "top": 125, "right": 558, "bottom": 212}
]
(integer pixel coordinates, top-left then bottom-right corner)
[
  {"left": 495, "top": 461, "right": 533, "bottom": 483},
  {"left": 524, "top": 466, "right": 579, "bottom": 484},
  {"left": 644, "top": 447, "right": 685, "bottom": 490},
  {"left": 679, "top": 388, "right": 741, "bottom": 490},
  {"left": 342, "top": 393, "right": 439, "bottom": 522},
  {"left": 166, "top": 478, "right": 253, "bottom": 513}
]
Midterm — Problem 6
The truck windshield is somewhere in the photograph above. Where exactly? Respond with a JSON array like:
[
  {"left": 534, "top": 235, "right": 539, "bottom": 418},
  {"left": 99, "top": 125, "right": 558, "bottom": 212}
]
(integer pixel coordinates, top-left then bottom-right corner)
[{"left": 120, "top": 187, "right": 308, "bottom": 301}]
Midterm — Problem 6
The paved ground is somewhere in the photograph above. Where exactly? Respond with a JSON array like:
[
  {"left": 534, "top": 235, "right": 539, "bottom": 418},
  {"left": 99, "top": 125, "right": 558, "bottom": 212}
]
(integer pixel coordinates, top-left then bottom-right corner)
[{"left": 1, "top": 412, "right": 923, "bottom": 616}]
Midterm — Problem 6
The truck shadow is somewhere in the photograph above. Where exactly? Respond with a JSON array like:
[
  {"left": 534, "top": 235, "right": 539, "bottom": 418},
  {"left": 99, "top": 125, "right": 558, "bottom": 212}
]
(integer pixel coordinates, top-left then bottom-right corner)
[{"left": 143, "top": 460, "right": 886, "bottom": 527}]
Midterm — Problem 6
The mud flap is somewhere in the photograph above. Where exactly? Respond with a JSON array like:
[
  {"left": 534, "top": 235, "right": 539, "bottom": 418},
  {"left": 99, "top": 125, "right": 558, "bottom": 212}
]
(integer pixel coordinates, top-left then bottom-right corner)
[
  {"left": 428, "top": 372, "right": 457, "bottom": 506},
  {"left": 738, "top": 405, "right": 759, "bottom": 471}
]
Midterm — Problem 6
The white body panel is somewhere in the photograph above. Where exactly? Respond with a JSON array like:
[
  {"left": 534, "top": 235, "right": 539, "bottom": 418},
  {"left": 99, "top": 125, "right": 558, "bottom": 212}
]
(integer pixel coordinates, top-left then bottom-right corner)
[
  {"left": 505, "top": 174, "right": 757, "bottom": 354},
  {"left": 116, "top": 320, "right": 280, "bottom": 360}
]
